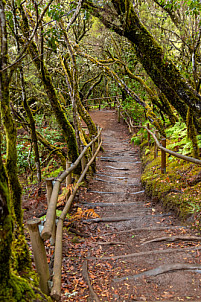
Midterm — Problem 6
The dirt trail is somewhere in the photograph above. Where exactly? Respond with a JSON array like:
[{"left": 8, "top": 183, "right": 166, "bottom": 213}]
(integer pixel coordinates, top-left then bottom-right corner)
[{"left": 61, "top": 110, "right": 201, "bottom": 301}]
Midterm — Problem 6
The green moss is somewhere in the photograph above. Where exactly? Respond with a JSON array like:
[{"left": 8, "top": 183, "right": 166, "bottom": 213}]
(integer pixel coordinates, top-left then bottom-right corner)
[
  {"left": 0, "top": 273, "right": 51, "bottom": 302},
  {"left": 141, "top": 144, "right": 201, "bottom": 222}
]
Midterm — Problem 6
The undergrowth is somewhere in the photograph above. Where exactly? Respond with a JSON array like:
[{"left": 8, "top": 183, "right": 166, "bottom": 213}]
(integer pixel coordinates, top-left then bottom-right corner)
[{"left": 132, "top": 120, "right": 201, "bottom": 232}]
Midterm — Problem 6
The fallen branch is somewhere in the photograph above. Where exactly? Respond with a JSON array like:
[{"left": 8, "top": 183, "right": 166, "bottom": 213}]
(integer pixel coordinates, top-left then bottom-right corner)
[
  {"left": 87, "top": 246, "right": 201, "bottom": 261},
  {"left": 141, "top": 235, "right": 201, "bottom": 245},
  {"left": 82, "top": 260, "right": 100, "bottom": 302},
  {"left": 114, "top": 263, "right": 201, "bottom": 282}
]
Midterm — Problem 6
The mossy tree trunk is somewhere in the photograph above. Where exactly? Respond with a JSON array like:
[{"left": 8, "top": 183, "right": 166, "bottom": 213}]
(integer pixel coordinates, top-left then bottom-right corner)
[
  {"left": 0, "top": 126, "right": 13, "bottom": 292},
  {"left": 0, "top": 2, "right": 46, "bottom": 300},
  {"left": 11, "top": 104, "right": 67, "bottom": 169},
  {"left": 74, "top": 43, "right": 166, "bottom": 136},
  {"left": 59, "top": 33, "right": 95, "bottom": 171},
  {"left": 59, "top": 21, "right": 98, "bottom": 139},
  {"left": 19, "top": 5, "right": 80, "bottom": 167},
  {"left": 23, "top": 96, "right": 41, "bottom": 183},
  {"left": 83, "top": 0, "right": 201, "bottom": 132}
]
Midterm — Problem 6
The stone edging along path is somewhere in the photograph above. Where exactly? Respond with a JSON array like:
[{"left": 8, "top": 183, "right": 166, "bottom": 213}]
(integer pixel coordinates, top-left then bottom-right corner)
[{"left": 61, "top": 110, "right": 201, "bottom": 302}]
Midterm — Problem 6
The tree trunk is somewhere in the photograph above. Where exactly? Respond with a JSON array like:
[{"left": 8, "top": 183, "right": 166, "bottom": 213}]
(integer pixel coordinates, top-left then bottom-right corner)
[
  {"left": 83, "top": 0, "right": 201, "bottom": 132},
  {"left": 19, "top": 5, "right": 80, "bottom": 168}
]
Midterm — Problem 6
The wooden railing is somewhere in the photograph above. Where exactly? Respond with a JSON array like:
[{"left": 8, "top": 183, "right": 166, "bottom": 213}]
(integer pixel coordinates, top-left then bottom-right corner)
[
  {"left": 27, "top": 127, "right": 102, "bottom": 300},
  {"left": 114, "top": 99, "right": 201, "bottom": 171},
  {"left": 86, "top": 95, "right": 121, "bottom": 110}
]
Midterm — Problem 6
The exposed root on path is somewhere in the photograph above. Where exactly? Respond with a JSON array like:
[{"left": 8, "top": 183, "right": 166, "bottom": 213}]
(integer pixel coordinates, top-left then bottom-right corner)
[
  {"left": 114, "top": 263, "right": 201, "bottom": 282},
  {"left": 141, "top": 235, "right": 201, "bottom": 245},
  {"left": 84, "top": 216, "right": 142, "bottom": 223},
  {"left": 87, "top": 246, "right": 201, "bottom": 261}
]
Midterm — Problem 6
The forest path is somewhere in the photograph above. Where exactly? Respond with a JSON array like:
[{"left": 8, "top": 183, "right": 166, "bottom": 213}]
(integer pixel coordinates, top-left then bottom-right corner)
[{"left": 62, "top": 110, "right": 201, "bottom": 302}]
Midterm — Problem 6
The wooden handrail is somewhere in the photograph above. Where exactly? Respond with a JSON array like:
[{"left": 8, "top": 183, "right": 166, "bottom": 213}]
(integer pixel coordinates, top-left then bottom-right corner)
[
  {"left": 144, "top": 126, "right": 201, "bottom": 165},
  {"left": 115, "top": 99, "right": 201, "bottom": 166},
  {"left": 86, "top": 95, "right": 120, "bottom": 101},
  {"left": 50, "top": 138, "right": 103, "bottom": 301},
  {"left": 41, "top": 128, "right": 102, "bottom": 240}
]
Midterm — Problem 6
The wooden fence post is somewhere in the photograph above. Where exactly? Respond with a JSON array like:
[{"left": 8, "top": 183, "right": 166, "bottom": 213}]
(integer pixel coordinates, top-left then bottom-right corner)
[
  {"left": 92, "top": 135, "right": 95, "bottom": 156},
  {"left": 96, "top": 125, "right": 101, "bottom": 147},
  {"left": 27, "top": 218, "right": 50, "bottom": 295},
  {"left": 147, "top": 123, "right": 150, "bottom": 147},
  {"left": 118, "top": 106, "right": 120, "bottom": 123},
  {"left": 161, "top": 138, "right": 166, "bottom": 174},
  {"left": 139, "top": 122, "right": 143, "bottom": 143},
  {"left": 154, "top": 130, "right": 159, "bottom": 159},
  {"left": 81, "top": 144, "right": 87, "bottom": 173},
  {"left": 66, "top": 160, "right": 72, "bottom": 188},
  {"left": 46, "top": 178, "right": 56, "bottom": 245}
]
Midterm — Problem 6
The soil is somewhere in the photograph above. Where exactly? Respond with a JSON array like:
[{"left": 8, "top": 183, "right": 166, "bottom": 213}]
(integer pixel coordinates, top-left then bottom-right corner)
[{"left": 23, "top": 109, "right": 201, "bottom": 302}]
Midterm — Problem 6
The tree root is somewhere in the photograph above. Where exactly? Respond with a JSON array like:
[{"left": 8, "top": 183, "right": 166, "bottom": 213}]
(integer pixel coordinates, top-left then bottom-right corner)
[
  {"left": 82, "top": 260, "right": 100, "bottom": 302},
  {"left": 84, "top": 216, "right": 140, "bottom": 223},
  {"left": 141, "top": 235, "right": 201, "bottom": 245},
  {"left": 114, "top": 263, "right": 201, "bottom": 282},
  {"left": 87, "top": 246, "right": 201, "bottom": 261}
]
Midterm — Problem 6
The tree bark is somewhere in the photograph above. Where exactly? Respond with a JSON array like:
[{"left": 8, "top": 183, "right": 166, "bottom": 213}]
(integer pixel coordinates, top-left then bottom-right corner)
[
  {"left": 83, "top": 0, "right": 201, "bottom": 131},
  {"left": 19, "top": 5, "right": 80, "bottom": 167}
]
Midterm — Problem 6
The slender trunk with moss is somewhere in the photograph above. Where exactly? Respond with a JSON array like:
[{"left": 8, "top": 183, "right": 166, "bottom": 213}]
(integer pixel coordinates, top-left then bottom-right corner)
[
  {"left": 123, "top": 66, "right": 178, "bottom": 125},
  {"left": 59, "top": 22, "right": 98, "bottom": 139},
  {"left": 0, "top": 2, "right": 46, "bottom": 300},
  {"left": 186, "top": 107, "right": 199, "bottom": 158},
  {"left": 23, "top": 94, "right": 42, "bottom": 183},
  {"left": 19, "top": 5, "right": 80, "bottom": 167},
  {"left": 12, "top": 0, "right": 41, "bottom": 183},
  {"left": 0, "top": 128, "right": 13, "bottom": 290}
]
